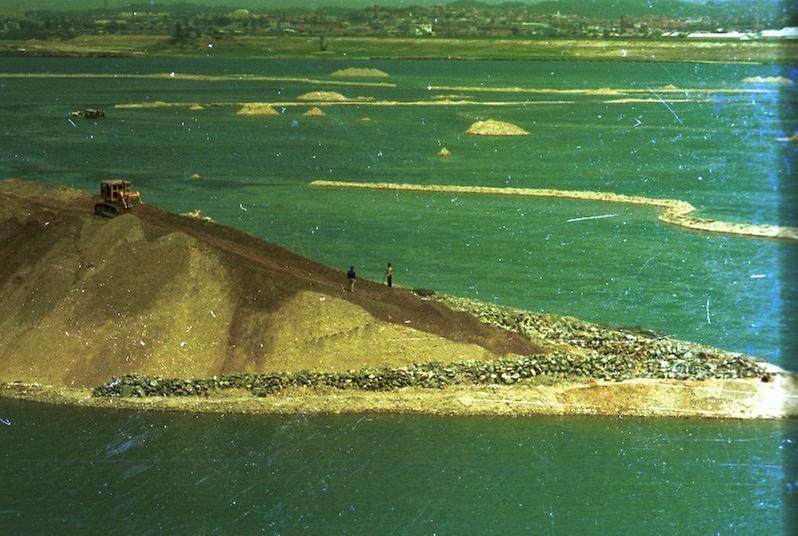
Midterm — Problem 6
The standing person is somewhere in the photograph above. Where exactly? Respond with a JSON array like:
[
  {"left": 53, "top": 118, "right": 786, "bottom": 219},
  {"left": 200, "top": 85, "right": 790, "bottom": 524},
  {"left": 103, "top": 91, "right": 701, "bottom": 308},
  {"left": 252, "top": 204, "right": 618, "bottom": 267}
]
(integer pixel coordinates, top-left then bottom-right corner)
[
  {"left": 385, "top": 262, "right": 393, "bottom": 287},
  {"left": 347, "top": 266, "right": 357, "bottom": 292}
]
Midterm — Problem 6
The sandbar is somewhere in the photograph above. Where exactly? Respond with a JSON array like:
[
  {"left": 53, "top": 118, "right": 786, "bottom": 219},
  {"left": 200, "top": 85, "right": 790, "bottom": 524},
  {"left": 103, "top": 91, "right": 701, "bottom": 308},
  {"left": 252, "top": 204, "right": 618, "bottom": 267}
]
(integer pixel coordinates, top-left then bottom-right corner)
[
  {"left": 466, "top": 119, "right": 528, "bottom": 136},
  {"left": 311, "top": 180, "right": 798, "bottom": 242}
]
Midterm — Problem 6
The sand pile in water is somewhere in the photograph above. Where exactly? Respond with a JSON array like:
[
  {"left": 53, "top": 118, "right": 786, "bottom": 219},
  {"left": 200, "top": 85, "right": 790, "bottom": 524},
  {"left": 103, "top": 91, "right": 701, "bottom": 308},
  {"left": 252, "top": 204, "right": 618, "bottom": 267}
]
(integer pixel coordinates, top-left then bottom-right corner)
[
  {"left": 466, "top": 119, "right": 528, "bottom": 136},
  {"left": 742, "top": 76, "right": 793, "bottom": 85},
  {"left": 297, "top": 91, "right": 348, "bottom": 101},
  {"left": 303, "top": 107, "right": 326, "bottom": 117},
  {"left": 0, "top": 179, "right": 539, "bottom": 388},
  {"left": 331, "top": 68, "right": 389, "bottom": 78},
  {"left": 236, "top": 103, "right": 279, "bottom": 116}
]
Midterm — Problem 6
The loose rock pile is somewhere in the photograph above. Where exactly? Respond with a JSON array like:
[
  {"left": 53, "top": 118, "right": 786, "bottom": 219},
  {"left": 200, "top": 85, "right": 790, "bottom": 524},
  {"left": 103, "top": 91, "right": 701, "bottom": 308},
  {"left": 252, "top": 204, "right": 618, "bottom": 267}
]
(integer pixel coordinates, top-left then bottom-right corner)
[
  {"left": 93, "top": 348, "right": 762, "bottom": 399},
  {"left": 431, "top": 295, "right": 766, "bottom": 381}
]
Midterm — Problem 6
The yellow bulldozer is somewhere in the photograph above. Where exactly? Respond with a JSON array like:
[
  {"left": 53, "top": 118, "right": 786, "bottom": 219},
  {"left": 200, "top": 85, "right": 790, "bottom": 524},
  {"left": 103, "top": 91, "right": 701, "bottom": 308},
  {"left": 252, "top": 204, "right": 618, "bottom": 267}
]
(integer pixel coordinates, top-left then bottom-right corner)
[{"left": 94, "top": 180, "right": 142, "bottom": 217}]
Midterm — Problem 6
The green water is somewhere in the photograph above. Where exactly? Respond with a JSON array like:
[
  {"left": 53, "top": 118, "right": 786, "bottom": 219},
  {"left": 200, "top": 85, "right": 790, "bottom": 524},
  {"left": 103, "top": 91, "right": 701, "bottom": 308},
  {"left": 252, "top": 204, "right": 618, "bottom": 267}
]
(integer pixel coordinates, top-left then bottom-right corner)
[
  {"left": 0, "top": 399, "right": 794, "bottom": 534},
  {"left": 1, "top": 58, "right": 796, "bottom": 532},
  {"left": 0, "top": 57, "right": 795, "bottom": 365}
]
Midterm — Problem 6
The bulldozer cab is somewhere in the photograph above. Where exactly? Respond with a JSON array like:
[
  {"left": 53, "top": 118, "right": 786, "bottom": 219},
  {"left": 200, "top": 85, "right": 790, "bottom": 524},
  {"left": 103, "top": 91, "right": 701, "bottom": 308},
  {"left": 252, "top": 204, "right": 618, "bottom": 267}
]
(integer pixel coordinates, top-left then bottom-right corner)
[
  {"left": 95, "top": 180, "right": 142, "bottom": 217},
  {"left": 100, "top": 180, "right": 132, "bottom": 202}
]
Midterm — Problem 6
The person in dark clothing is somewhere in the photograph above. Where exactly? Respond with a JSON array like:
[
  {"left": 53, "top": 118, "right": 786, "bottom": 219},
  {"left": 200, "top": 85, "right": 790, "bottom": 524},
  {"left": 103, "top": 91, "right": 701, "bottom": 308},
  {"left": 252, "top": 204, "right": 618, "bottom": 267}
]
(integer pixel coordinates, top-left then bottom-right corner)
[
  {"left": 347, "top": 266, "right": 356, "bottom": 292},
  {"left": 385, "top": 262, "right": 393, "bottom": 287}
]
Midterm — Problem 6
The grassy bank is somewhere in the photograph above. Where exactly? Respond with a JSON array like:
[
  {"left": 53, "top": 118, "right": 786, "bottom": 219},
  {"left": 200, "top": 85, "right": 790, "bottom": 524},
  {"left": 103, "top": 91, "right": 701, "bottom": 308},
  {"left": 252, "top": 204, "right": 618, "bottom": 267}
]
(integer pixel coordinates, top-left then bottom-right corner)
[{"left": 2, "top": 35, "right": 795, "bottom": 63}]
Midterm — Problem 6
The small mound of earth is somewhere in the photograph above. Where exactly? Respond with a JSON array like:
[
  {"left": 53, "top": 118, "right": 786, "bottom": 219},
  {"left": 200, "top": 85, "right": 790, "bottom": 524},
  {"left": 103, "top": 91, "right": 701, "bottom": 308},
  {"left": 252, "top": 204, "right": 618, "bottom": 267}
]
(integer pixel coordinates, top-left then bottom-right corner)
[
  {"left": 297, "top": 91, "right": 347, "bottom": 102},
  {"left": 189, "top": 104, "right": 204, "bottom": 111},
  {"left": 438, "top": 147, "right": 451, "bottom": 157},
  {"left": 331, "top": 68, "right": 389, "bottom": 78},
  {"left": 742, "top": 76, "right": 793, "bottom": 85},
  {"left": 466, "top": 119, "right": 528, "bottom": 136},
  {"left": 236, "top": 103, "right": 279, "bottom": 116},
  {"left": 303, "top": 107, "right": 326, "bottom": 117}
]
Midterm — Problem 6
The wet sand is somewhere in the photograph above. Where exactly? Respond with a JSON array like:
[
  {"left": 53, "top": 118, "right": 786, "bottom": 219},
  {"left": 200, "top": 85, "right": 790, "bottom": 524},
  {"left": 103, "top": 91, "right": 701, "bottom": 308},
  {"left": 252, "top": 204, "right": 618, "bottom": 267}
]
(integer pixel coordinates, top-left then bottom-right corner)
[{"left": 2, "top": 375, "right": 795, "bottom": 419}]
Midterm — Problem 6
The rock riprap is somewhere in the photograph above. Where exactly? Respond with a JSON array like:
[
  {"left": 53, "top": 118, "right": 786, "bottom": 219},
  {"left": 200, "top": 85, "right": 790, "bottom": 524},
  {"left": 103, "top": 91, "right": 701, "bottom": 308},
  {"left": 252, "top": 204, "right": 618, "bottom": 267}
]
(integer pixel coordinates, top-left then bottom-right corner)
[
  {"left": 93, "top": 349, "right": 764, "bottom": 398},
  {"left": 431, "top": 294, "right": 767, "bottom": 381}
]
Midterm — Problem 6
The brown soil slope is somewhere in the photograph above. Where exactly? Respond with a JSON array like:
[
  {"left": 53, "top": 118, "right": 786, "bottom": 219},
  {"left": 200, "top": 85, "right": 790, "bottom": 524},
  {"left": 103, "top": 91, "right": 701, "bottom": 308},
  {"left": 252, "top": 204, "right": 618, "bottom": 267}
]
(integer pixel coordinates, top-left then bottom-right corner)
[{"left": 0, "top": 180, "right": 539, "bottom": 388}]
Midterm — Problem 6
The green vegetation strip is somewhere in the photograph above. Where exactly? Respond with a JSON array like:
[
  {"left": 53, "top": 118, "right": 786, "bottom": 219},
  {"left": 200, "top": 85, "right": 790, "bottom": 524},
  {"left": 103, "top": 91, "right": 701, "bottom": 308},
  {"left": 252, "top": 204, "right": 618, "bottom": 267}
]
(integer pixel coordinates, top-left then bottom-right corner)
[
  {"left": 3, "top": 36, "right": 793, "bottom": 63},
  {"left": 311, "top": 180, "right": 798, "bottom": 242}
]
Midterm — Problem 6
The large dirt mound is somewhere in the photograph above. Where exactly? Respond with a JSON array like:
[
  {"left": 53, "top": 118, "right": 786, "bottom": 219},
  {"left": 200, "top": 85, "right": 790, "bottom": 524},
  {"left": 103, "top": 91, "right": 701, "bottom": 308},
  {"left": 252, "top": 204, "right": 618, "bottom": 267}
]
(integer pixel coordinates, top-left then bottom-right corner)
[{"left": 0, "top": 179, "right": 540, "bottom": 388}]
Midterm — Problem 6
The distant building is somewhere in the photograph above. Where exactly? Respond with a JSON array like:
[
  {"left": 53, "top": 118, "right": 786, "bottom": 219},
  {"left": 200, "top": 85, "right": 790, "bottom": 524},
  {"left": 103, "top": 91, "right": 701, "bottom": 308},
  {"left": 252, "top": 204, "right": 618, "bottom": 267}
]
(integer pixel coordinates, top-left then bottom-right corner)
[
  {"left": 687, "top": 31, "right": 752, "bottom": 39},
  {"left": 416, "top": 22, "right": 433, "bottom": 36},
  {"left": 760, "top": 27, "right": 798, "bottom": 39}
]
